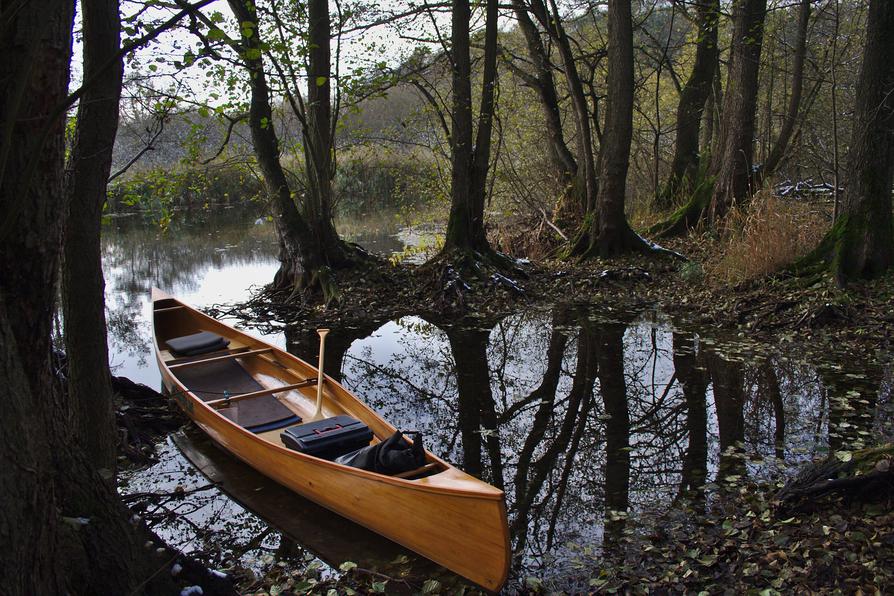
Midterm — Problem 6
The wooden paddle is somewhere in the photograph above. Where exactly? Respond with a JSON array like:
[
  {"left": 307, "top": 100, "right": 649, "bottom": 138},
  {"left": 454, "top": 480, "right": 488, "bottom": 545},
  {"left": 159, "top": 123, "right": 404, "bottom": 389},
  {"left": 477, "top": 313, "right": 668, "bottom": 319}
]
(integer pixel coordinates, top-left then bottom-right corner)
[{"left": 309, "top": 328, "right": 330, "bottom": 421}]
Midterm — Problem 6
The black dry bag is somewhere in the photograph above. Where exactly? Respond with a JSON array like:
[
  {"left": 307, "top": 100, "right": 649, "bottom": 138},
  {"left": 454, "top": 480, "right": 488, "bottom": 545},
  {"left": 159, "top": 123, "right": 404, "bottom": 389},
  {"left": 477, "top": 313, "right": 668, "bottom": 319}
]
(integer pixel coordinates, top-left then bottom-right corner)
[{"left": 334, "top": 431, "right": 426, "bottom": 475}]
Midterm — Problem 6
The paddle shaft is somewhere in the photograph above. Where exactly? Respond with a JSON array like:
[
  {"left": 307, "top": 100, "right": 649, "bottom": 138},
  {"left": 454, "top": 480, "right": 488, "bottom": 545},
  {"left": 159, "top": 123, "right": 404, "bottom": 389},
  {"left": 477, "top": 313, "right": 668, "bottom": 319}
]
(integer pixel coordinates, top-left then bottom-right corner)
[{"left": 311, "top": 329, "right": 330, "bottom": 421}]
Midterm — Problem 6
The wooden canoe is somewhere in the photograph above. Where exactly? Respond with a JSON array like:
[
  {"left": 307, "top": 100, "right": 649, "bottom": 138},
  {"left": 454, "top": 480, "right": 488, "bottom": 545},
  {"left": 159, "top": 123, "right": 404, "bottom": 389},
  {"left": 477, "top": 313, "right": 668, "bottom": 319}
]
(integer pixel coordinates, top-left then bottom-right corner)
[{"left": 151, "top": 289, "right": 510, "bottom": 591}]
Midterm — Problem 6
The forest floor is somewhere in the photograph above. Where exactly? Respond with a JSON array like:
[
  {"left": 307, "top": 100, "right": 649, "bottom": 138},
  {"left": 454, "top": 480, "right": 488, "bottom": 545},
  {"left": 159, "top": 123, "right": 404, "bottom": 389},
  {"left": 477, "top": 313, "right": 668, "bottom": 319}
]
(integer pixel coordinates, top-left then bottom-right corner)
[{"left": 159, "top": 231, "right": 894, "bottom": 594}]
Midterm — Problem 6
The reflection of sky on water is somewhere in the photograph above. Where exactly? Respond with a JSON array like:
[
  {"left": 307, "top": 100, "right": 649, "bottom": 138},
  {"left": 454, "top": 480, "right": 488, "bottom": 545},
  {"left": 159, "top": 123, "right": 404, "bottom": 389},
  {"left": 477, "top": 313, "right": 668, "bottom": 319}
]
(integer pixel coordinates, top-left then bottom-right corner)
[
  {"left": 102, "top": 213, "right": 284, "bottom": 387},
  {"left": 102, "top": 209, "right": 421, "bottom": 387}
]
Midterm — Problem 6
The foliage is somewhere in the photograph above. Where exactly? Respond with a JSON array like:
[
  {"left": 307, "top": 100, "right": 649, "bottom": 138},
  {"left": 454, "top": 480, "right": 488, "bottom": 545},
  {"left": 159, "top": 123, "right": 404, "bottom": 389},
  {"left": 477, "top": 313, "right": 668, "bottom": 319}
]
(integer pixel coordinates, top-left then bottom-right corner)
[
  {"left": 334, "top": 148, "right": 444, "bottom": 216},
  {"left": 107, "top": 165, "right": 265, "bottom": 225}
]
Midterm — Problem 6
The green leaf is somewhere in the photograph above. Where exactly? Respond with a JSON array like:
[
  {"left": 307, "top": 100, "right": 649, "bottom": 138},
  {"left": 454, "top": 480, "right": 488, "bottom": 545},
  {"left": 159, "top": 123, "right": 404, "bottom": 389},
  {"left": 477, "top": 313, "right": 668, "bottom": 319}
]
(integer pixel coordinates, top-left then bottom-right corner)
[
  {"left": 316, "top": 76, "right": 328, "bottom": 87},
  {"left": 148, "top": 64, "right": 158, "bottom": 72},
  {"left": 207, "top": 28, "right": 226, "bottom": 41},
  {"left": 421, "top": 579, "right": 441, "bottom": 593},
  {"left": 339, "top": 561, "right": 357, "bottom": 572},
  {"left": 371, "top": 581, "right": 387, "bottom": 593},
  {"left": 835, "top": 450, "right": 853, "bottom": 462},
  {"left": 525, "top": 577, "right": 543, "bottom": 591}
]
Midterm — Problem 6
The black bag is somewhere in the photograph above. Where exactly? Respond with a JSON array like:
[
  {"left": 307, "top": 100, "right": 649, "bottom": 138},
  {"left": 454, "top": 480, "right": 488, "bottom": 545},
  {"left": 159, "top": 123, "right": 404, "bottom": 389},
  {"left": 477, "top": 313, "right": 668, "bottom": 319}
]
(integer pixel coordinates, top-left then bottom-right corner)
[
  {"left": 280, "top": 416, "right": 373, "bottom": 459},
  {"left": 334, "top": 431, "right": 426, "bottom": 475}
]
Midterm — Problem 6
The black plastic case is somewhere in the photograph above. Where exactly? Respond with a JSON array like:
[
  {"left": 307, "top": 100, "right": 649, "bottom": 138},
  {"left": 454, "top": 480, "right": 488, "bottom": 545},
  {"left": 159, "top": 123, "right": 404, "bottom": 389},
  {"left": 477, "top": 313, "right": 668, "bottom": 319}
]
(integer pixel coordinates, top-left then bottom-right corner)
[{"left": 280, "top": 415, "right": 373, "bottom": 459}]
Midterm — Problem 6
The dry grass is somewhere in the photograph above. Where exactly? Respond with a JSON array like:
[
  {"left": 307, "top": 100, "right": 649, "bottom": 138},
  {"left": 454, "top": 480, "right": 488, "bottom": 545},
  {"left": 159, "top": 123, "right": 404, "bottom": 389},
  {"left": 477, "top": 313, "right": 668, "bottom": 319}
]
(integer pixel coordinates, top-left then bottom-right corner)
[{"left": 707, "top": 191, "right": 830, "bottom": 284}]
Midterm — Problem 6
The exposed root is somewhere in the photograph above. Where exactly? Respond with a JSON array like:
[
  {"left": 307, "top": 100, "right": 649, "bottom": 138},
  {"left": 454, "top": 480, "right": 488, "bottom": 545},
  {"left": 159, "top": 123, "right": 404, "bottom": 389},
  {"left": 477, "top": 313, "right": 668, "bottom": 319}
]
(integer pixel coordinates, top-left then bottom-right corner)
[
  {"left": 774, "top": 444, "right": 894, "bottom": 515},
  {"left": 569, "top": 221, "right": 688, "bottom": 262},
  {"left": 421, "top": 247, "right": 530, "bottom": 313},
  {"left": 277, "top": 243, "right": 384, "bottom": 307}
]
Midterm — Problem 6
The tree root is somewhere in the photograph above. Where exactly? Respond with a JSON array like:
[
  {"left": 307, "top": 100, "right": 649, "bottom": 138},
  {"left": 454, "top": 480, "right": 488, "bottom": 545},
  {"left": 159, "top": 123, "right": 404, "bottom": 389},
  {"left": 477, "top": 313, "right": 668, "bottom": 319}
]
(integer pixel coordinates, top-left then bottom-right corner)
[
  {"left": 423, "top": 247, "right": 530, "bottom": 312},
  {"left": 569, "top": 221, "right": 688, "bottom": 261},
  {"left": 774, "top": 444, "right": 894, "bottom": 516}
]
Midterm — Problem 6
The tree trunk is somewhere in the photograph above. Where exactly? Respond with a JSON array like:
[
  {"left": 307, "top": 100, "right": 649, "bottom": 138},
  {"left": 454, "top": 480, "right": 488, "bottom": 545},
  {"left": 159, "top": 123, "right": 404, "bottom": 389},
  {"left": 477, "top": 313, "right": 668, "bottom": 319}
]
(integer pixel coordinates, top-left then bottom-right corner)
[
  {"left": 653, "top": 0, "right": 766, "bottom": 236},
  {"left": 0, "top": 4, "right": 75, "bottom": 586},
  {"left": 580, "top": 0, "right": 649, "bottom": 257},
  {"left": 829, "top": 0, "right": 894, "bottom": 281},
  {"left": 759, "top": 0, "right": 811, "bottom": 180},
  {"left": 62, "top": 0, "right": 122, "bottom": 473},
  {"left": 511, "top": 0, "right": 577, "bottom": 190},
  {"left": 442, "top": 0, "right": 498, "bottom": 255},
  {"left": 227, "top": 0, "right": 325, "bottom": 292},
  {"left": 705, "top": 0, "right": 768, "bottom": 224},
  {"left": 304, "top": 0, "right": 347, "bottom": 264},
  {"left": 537, "top": 0, "right": 599, "bottom": 220},
  {"left": 657, "top": 0, "right": 720, "bottom": 208},
  {"left": 0, "top": 3, "right": 190, "bottom": 591}
]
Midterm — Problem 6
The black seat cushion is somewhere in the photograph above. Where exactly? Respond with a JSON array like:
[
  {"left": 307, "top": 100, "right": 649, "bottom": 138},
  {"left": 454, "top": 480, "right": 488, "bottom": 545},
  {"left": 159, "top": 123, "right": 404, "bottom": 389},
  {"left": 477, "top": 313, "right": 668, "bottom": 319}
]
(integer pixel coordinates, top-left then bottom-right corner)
[{"left": 167, "top": 331, "right": 230, "bottom": 356}]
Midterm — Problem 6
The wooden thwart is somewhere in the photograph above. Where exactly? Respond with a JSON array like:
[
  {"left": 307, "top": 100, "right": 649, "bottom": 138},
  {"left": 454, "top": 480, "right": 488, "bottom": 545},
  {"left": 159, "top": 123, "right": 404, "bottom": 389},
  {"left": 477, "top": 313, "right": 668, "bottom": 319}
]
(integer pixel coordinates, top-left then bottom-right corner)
[
  {"left": 393, "top": 462, "right": 441, "bottom": 479},
  {"left": 154, "top": 305, "right": 185, "bottom": 313},
  {"left": 204, "top": 378, "right": 318, "bottom": 408},
  {"left": 169, "top": 347, "right": 272, "bottom": 370}
]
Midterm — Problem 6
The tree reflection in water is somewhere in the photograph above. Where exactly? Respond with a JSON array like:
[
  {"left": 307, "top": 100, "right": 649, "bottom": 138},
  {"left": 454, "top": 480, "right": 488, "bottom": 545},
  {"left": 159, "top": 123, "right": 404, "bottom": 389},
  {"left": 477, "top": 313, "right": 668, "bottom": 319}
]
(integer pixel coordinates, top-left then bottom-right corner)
[{"left": 335, "top": 308, "right": 893, "bottom": 581}]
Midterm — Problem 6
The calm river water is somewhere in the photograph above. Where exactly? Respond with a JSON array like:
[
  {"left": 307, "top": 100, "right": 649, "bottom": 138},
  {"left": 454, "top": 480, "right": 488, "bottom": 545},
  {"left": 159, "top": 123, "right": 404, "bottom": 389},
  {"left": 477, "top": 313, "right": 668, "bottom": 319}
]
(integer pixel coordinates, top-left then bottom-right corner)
[{"left": 106, "top": 207, "right": 893, "bottom": 591}]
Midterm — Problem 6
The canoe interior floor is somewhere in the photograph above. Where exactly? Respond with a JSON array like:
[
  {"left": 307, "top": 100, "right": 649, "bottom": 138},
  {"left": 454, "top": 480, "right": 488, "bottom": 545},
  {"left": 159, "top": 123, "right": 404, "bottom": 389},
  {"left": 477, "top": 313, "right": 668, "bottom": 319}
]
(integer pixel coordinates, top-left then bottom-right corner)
[{"left": 175, "top": 358, "right": 298, "bottom": 430}]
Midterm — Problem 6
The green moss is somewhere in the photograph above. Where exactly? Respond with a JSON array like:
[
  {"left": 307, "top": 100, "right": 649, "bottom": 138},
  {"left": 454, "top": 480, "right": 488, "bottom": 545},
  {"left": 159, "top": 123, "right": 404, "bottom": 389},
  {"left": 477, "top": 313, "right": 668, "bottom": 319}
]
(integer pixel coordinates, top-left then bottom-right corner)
[{"left": 648, "top": 172, "right": 715, "bottom": 238}]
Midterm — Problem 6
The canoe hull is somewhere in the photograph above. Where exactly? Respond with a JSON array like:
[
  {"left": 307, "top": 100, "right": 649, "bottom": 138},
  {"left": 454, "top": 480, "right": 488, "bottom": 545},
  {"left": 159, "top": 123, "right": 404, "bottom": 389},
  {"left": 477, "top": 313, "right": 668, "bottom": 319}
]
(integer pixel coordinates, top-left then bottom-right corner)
[{"left": 152, "top": 290, "right": 510, "bottom": 591}]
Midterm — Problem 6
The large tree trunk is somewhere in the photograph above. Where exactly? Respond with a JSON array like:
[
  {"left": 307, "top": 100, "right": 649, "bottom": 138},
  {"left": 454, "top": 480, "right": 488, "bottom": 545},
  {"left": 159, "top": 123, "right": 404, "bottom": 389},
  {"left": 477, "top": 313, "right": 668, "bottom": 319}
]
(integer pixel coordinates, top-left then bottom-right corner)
[
  {"left": 657, "top": 0, "right": 720, "bottom": 208},
  {"left": 62, "top": 0, "right": 122, "bottom": 473},
  {"left": 654, "top": 0, "right": 767, "bottom": 236},
  {"left": 827, "top": 0, "right": 894, "bottom": 282},
  {"left": 705, "top": 0, "right": 768, "bottom": 223},
  {"left": 759, "top": 0, "right": 811, "bottom": 180},
  {"left": 579, "top": 0, "right": 650, "bottom": 257},
  {"left": 0, "top": 3, "right": 189, "bottom": 592},
  {"left": 442, "top": 0, "right": 499, "bottom": 256},
  {"left": 0, "top": 2, "right": 75, "bottom": 586}
]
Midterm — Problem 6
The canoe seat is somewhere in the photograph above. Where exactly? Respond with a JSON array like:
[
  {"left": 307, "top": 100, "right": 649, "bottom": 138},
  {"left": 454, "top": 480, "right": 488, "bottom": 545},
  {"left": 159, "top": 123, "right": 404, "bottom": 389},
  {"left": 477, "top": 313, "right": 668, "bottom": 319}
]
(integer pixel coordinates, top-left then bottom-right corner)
[{"left": 166, "top": 331, "right": 230, "bottom": 357}]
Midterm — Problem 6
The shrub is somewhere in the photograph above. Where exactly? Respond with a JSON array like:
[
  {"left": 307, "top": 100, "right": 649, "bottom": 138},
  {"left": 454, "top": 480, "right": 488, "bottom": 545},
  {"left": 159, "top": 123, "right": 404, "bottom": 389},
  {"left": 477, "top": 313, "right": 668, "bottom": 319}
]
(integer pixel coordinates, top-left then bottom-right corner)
[{"left": 708, "top": 191, "right": 830, "bottom": 284}]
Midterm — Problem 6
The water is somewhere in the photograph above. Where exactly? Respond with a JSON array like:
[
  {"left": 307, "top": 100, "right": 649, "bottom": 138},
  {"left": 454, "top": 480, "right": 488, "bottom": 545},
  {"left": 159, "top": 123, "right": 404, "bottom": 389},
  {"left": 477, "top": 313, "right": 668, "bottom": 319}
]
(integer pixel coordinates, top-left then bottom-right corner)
[{"left": 107, "top": 208, "right": 894, "bottom": 590}]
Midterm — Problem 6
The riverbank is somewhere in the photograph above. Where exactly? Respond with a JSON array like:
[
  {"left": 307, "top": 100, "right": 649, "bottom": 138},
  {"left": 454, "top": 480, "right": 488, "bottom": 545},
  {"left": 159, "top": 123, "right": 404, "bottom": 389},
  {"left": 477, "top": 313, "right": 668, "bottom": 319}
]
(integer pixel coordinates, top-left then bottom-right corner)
[{"left": 216, "top": 232, "right": 893, "bottom": 367}]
